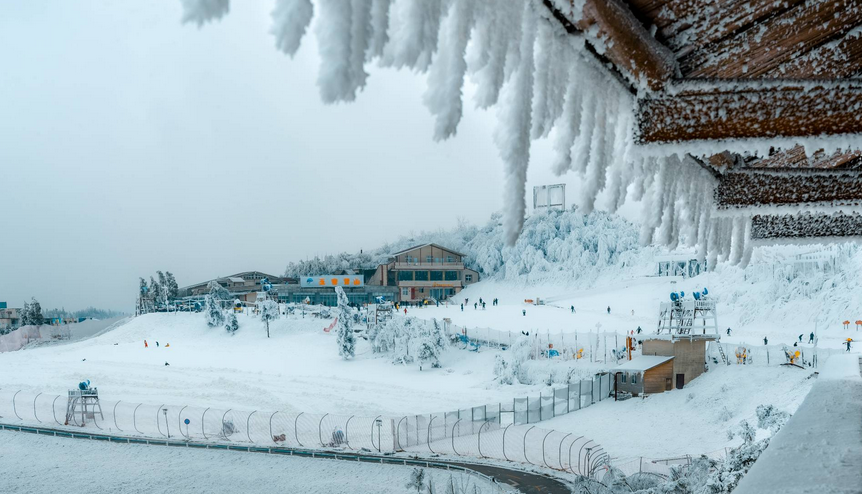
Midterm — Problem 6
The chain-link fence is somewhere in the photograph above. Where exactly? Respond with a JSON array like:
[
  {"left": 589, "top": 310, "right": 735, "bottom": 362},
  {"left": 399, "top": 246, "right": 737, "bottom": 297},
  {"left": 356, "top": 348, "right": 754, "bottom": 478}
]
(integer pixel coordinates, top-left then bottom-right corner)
[{"left": 0, "top": 388, "right": 615, "bottom": 478}]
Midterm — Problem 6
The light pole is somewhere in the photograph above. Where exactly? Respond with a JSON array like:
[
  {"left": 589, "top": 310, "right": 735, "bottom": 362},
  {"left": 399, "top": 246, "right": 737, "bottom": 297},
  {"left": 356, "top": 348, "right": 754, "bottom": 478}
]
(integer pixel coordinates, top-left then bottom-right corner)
[
  {"left": 163, "top": 408, "right": 170, "bottom": 438},
  {"left": 375, "top": 418, "right": 383, "bottom": 452}
]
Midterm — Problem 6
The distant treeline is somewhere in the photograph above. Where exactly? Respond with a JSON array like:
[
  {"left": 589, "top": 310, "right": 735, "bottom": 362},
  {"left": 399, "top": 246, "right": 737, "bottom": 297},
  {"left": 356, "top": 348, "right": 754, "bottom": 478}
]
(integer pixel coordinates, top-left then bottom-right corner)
[{"left": 44, "top": 306, "right": 127, "bottom": 320}]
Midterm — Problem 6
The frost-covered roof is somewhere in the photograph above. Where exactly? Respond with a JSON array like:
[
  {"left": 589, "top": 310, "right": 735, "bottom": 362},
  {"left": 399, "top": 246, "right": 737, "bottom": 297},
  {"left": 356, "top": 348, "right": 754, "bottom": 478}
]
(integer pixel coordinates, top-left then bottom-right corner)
[
  {"left": 390, "top": 243, "right": 466, "bottom": 258},
  {"left": 228, "top": 277, "right": 245, "bottom": 283},
  {"left": 614, "top": 356, "right": 674, "bottom": 373}
]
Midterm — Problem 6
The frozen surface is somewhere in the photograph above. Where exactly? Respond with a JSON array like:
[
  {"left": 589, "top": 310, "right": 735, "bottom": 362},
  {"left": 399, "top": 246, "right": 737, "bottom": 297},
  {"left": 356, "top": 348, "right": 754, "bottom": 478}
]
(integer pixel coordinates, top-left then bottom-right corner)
[
  {"left": 735, "top": 355, "right": 862, "bottom": 494},
  {"left": 0, "top": 429, "right": 493, "bottom": 494}
]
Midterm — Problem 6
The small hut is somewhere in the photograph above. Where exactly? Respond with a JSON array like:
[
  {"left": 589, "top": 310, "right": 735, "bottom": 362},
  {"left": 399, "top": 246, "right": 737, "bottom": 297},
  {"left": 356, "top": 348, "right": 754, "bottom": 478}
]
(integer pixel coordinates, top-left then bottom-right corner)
[{"left": 614, "top": 356, "right": 675, "bottom": 397}]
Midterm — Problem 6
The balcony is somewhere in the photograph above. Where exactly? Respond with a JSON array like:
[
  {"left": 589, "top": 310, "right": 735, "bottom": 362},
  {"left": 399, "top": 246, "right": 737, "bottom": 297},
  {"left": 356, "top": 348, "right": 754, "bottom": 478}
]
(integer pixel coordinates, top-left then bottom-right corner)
[
  {"left": 397, "top": 280, "right": 463, "bottom": 288},
  {"left": 392, "top": 262, "right": 464, "bottom": 270}
]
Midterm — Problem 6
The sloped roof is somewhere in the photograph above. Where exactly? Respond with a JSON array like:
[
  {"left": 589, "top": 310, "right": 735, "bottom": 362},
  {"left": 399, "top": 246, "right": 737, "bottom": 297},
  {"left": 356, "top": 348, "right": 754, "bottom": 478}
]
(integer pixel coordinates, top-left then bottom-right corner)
[
  {"left": 390, "top": 243, "right": 467, "bottom": 258},
  {"left": 614, "top": 356, "right": 674, "bottom": 373}
]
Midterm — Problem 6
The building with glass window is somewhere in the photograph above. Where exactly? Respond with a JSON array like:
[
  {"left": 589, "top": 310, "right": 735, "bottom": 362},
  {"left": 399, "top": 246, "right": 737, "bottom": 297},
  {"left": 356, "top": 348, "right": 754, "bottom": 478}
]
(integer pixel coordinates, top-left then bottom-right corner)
[{"left": 367, "top": 243, "right": 479, "bottom": 302}]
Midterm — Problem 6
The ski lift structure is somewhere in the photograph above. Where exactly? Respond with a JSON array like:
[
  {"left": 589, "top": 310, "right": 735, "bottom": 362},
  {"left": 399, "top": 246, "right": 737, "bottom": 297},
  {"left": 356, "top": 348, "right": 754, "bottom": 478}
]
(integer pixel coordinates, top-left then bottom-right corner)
[
  {"left": 656, "top": 288, "right": 719, "bottom": 340},
  {"left": 64, "top": 380, "right": 103, "bottom": 426}
]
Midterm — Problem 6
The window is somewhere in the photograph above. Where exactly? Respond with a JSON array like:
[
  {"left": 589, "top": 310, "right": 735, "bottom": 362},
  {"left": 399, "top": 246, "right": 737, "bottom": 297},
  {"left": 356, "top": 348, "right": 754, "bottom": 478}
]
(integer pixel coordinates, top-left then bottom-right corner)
[
  {"left": 430, "top": 271, "right": 443, "bottom": 281},
  {"left": 621, "top": 373, "right": 626, "bottom": 383},
  {"left": 444, "top": 271, "right": 459, "bottom": 281},
  {"left": 447, "top": 256, "right": 455, "bottom": 263},
  {"left": 402, "top": 288, "right": 409, "bottom": 296},
  {"left": 398, "top": 271, "right": 413, "bottom": 281},
  {"left": 414, "top": 271, "right": 429, "bottom": 281},
  {"left": 426, "top": 256, "right": 433, "bottom": 263},
  {"left": 465, "top": 274, "right": 473, "bottom": 282},
  {"left": 631, "top": 373, "right": 637, "bottom": 384}
]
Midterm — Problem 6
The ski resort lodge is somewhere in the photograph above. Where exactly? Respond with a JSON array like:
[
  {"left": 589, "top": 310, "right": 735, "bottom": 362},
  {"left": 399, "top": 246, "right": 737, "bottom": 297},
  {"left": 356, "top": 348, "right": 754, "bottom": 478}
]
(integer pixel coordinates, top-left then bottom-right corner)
[
  {"left": 366, "top": 243, "right": 480, "bottom": 303},
  {"left": 177, "top": 244, "right": 477, "bottom": 306}
]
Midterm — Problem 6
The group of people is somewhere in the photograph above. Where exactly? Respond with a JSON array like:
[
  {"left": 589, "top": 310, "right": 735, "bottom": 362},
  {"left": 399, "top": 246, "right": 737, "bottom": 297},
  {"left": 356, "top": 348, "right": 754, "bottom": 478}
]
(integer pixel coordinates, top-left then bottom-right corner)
[{"left": 459, "top": 297, "right": 499, "bottom": 312}]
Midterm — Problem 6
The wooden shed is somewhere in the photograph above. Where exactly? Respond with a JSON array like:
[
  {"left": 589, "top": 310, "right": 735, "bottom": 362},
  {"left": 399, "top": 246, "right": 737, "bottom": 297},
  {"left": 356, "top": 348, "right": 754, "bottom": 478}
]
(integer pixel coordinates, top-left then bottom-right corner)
[{"left": 614, "top": 356, "right": 675, "bottom": 397}]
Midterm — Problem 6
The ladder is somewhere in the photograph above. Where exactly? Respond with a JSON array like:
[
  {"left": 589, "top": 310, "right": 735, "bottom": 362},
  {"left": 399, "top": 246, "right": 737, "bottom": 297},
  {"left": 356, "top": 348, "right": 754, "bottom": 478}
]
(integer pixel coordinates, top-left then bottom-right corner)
[
  {"left": 65, "top": 388, "right": 104, "bottom": 426},
  {"left": 715, "top": 343, "right": 729, "bottom": 366}
]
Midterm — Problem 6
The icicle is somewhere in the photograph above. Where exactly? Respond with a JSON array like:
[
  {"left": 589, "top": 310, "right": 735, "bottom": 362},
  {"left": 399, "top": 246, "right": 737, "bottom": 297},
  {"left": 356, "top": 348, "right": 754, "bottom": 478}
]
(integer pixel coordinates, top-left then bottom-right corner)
[
  {"left": 381, "top": 0, "right": 445, "bottom": 72},
  {"left": 706, "top": 220, "right": 719, "bottom": 270},
  {"left": 551, "top": 61, "right": 584, "bottom": 175},
  {"left": 271, "top": 0, "right": 314, "bottom": 57},
  {"left": 368, "top": 0, "right": 393, "bottom": 59},
  {"left": 315, "top": 0, "right": 354, "bottom": 103},
  {"left": 180, "top": 0, "right": 229, "bottom": 27},
  {"left": 347, "top": 0, "right": 374, "bottom": 94},
  {"left": 469, "top": 0, "right": 512, "bottom": 109},
  {"left": 739, "top": 218, "right": 754, "bottom": 269},
  {"left": 423, "top": 0, "right": 475, "bottom": 141},
  {"left": 571, "top": 92, "right": 596, "bottom": 174},
  {"left": 530, "top": 19, "right": 554, "bottom": 139},
  {"left": 729, "top": 216, "right": 745, "bottom": 265},
  {"left": 495, "top": 1, "right": 537, "bottom": 246}
]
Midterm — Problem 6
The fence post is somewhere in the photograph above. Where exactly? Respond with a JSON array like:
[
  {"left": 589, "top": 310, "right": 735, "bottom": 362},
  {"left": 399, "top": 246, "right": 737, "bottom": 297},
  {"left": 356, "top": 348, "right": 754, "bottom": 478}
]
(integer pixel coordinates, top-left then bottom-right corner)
[
  {"left": 541, "top": 430, "right": 553, "bottom": 468},
  {"left": 134, "top": 403, "right": 144, "bottom": 434},
  {"left": 579, "top": 380, "right": 582, "bottom": 410},
  {"left": 568, "top": 436, "right": 584, "bottom": 475},
  {"left": 246, "top": 410, "right": 257, "bottom": 443},
  {"left": 177, "top": 405, "right": 187, "bottom": 438},
  {"left": 477, "top": 420, "right": 492, "bottom": 458},
  {"left": 52, "top": 396, "right": 61, "bottom": 425},
  {"left": 269, "top": 411, "right": 279, "bottom": 443},
  {"left": 558, "top": 433, "right": 572, "bottom": 471},
  {"left": 318, "top": 413, "right": 329, "bottom": 447},
  {"left": 346, "top": 415, "right": 356, "bottom": 449},
  {"left": 523, "top": 426, "right": 536, "bottom": 464},
  {"left": 294, "top": 412, "right": 304, "bottom": 446},
  {"left": 502, "top": 424, "right": 513, "bottom": 461},
  {"left": 220, "top": 409, "right": 232, "bottom": 440},
  {"left": 427, "top": 416, "right": 437, "bottom": 454},
  {"left": 578, "top": 440, "right": 595, "bottom": 476},
  {"left": 33, "top": 393, "right": 42, "bottom": 423},
  {"left": 566, "top": 385, "right": 570, "bottom": 414},
  {"left": 12, "top": 390, "right": 21, "bottom": 420},
  {"left": 451, "top": 419, "right": 462, "bottom": 455}
]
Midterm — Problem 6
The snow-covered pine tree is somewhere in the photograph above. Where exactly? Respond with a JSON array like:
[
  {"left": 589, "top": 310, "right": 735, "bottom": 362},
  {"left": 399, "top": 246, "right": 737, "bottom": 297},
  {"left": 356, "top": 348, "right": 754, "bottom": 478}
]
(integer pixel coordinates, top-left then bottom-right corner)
[
  {"left": 207, "top": 280, "right": 230, "bottom": 301},
  {"left": 406, "top": 468, "right": 426, "bottom": 493},
  {"left": 204, "top": 294, "right": 225, "bottom": 328},
  {"left": 430, "top": 318, "right": 449, "bottom": 357},
  {"left": 165, "top": 271, "right": 179, "bottom": 300},
  {"left": 20, "top": 301, "right": 30, "bottom": 326},
  {"left": 150, "top": 276, "right": 162, "bottom": 305},
  {"left": 225, "top": 311, "right": 239, "bottom": 335},
  {"left": 139, "top": 277, "right": 148, "bottom": 296},
  {"left": 334, "top": 286, "right": 355, "bottom": 359},
  {"left": 259, "top": 299, "right": 279, "bottom": 338},
  {"left": 28, "top": 298, "right": 42, "bottom": 326}
]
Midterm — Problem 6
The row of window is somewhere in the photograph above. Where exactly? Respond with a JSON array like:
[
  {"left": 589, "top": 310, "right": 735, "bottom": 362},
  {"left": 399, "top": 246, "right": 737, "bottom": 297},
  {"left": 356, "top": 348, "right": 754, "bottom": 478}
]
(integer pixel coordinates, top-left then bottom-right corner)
[
  {"left": 397, "top": 270, "right": 461, "bottom": 281},
  {"left": 620, "top": 373, "right": 638, "bottom": 384},
  {"left": 404, "top": 256, "right": 458, "bottom": 263}
]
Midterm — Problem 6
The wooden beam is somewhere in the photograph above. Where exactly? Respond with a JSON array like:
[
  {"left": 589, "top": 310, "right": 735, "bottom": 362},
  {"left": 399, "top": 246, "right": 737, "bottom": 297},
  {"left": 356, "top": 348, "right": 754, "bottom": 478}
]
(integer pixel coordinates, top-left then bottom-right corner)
[
  {"left": 547, "top": 0, "right": 676, "bottom": 91},
  {"left": 750, "top": 212, "right": 862, "bottom": 240},
  {"left": 716, "top": 170, "right": 862, "bottom": 208},
  {"left": 636, "top": 85, "right": 862, "bottom": 143},
  {"left": 767, "top": 29, "right": 862, "bottom": 79},
  {"left": 680, "top": 0, "right": 862, "bottom": 79},
  {"left": 747, "top": 147, "right": 862, "bottom": 170}
]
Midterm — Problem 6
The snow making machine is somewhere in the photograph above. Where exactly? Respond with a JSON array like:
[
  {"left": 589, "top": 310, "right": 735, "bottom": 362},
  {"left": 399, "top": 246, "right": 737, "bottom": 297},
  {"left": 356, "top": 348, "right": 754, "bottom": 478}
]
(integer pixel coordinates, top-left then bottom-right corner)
[{"left": 64, "top": 380, "right": 103, "bottom": 426}]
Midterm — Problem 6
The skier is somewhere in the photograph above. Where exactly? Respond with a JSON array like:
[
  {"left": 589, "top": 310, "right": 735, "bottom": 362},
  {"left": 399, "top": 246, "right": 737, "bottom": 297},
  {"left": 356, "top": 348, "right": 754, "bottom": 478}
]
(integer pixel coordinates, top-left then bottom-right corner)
[
  {"left": 522, "top": 309, "right": 526, "bottom": 316},
  {"left": 404, "top": 308, "right": 407, "bottom": 315},
  {"left": 156, "top": 341, "right": 159, "bottom": 347},
  {"left": 793, "top": 341, "right": 798, "bottom": 347},
  {"left": 847, "top": 339, "right": 853, "bottom": 352},
  {"left": 607, "top": 306, "right": 611, "bottom": 315},
  {"left": 798, "top": 334, "right": 803, "bottom": 343},
  {"left": 726, "top": 327, "right": 732, "bottom": 336},
  {"left": 571, "top": 305, "right": 575, "bottom": 313},
  {"left": 144, "top": 340, "right": 148, "bottom": 348},
  {"left": 482, "top": 302, "right": 486, "bottom": 310},
  {"left": 809, "top": 332, "right": 815, "bottom": 344},
  {"left": 636, "top": 326, "right": 642, "bottom": 334},
  {"left": 763, "top": 336, "right": 768, "bottom": 345},
  {"left": 474, "top": 302, "right": 478, "bottom": 310},
  {"left": 460, "top": 304, "right": 464, "bottom": 312},
  {"left": 479, "top": 298, "right": 483, "bottom": 305}
]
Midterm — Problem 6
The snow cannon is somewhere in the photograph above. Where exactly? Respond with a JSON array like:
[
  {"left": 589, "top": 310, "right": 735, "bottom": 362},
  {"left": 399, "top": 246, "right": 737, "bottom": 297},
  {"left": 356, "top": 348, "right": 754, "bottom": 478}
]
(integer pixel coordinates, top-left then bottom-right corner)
[
  {"left": 78, "top": 380, "right": 91, "bottom": 391},
  {"left": 670, "top": 292, "right": 679, "bottom": 302},
  {"left": 680, "top": 291, "right": 685, "bottom": 298},
  {"left": 693, "top": 291, "right": 701, "bottom": 301},
  {"left": 702, "top": 287, "right": 709, "bottom": 296}
]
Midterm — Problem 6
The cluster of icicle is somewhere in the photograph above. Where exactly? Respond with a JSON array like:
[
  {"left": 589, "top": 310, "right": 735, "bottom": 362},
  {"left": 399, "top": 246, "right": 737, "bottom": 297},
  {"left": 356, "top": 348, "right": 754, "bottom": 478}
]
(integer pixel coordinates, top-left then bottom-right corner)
[{"left": 179, "top": 0, "right": 751, "bottom": 267}]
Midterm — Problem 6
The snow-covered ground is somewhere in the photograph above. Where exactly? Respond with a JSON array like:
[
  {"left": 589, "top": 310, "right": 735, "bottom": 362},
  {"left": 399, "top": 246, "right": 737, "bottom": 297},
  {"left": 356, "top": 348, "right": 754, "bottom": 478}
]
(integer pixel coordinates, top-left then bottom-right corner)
[{"left": 0, "top": 429, "right": 494, "bottom": 494}]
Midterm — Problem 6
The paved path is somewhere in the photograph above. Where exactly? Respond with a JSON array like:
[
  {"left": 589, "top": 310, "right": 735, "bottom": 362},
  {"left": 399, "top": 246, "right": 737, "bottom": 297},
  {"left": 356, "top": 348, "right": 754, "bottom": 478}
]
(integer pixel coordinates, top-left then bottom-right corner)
[{"left": 0, "top": 423, "right": 573, "bottom": 494}]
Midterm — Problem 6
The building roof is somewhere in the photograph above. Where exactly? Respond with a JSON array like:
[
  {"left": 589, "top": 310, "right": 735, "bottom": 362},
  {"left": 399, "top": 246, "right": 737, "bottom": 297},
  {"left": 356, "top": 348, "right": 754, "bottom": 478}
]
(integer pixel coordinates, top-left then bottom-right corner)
[
  {"left": 179, "top": 271, "right": 284, "bottom": 291},
  {"left": 390, "top": 243, "right": 467, "bottom": 258},
  {"left": 228, "top": 277, "right": 245, "bottom": 283},
  {"left": 614, "top": 356, "right": 674, "bottom": 373}
]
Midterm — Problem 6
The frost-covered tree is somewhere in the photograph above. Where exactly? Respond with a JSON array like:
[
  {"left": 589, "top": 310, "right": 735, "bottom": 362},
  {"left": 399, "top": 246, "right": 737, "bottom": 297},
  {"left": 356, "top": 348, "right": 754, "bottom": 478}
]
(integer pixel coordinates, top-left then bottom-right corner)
[
  {"left": 334, "top": 286, "right": 355, "bottom": 359},
  {"left": 204, "top": 295, "right": 225, "bottom": 328},
  {"left": 165, "top": 271, "right": 179, "bottom": 300},
  {"left": 20, "top": 298, "right": 43, "bottom": 327},
  {"left": 406, "top": 468, "right": 426, "bottom": 493},
  {"left": 150, "top": 276, "right": 162, "bottom": 305},
  {"left": 225, "top": 311, "right": 239, "bottom": 335},
  {"left": 259, "top": 299, "right": 279, "bottom": 338},
  {"left": 493, "top": 336, "right": 532, "bottom": 384},
  {"left": 139, "top": 277, "right": 148, "bottom": 296},
  {"left": 207, "top": 280, "right": 230, "bottom": 301}
]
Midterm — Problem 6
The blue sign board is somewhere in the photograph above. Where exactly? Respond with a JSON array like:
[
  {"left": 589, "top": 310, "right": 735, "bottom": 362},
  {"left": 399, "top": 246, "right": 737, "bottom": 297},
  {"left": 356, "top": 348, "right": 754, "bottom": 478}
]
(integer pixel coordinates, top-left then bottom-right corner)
[{"left": 0, "top": 302, "right": 6, "bottom": 309}]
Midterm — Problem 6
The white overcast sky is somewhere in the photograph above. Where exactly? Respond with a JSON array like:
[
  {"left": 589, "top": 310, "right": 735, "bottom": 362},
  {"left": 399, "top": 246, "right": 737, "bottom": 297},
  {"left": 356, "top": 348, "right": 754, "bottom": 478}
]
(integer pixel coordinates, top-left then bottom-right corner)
[{"left": 0, "top": 1, "right": 638, "bottom": 312}]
